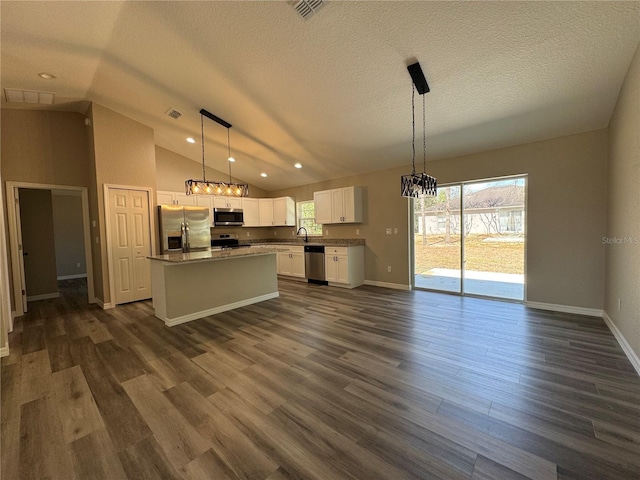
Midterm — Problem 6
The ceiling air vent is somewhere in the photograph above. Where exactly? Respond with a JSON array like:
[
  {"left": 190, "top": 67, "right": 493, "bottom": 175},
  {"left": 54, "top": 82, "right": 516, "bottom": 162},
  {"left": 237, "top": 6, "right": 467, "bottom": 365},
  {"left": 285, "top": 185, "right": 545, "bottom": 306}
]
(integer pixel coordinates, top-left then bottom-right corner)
[
  {"left": 165, "top": 108, "right": 183, "bottom": 120},
  {"left": 4, "top": 88, "right": 55, "bottom": 105},
  {"left": 289, "top": 0, "right": 325, "bottom": 20}
]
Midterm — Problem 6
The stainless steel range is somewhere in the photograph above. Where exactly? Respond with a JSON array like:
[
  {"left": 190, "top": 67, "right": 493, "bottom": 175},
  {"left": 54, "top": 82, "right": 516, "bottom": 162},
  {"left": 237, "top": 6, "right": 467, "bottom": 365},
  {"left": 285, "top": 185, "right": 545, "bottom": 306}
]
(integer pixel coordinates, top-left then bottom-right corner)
[{"left": 210, "top": 233, "right": 251, "bottom": 250}]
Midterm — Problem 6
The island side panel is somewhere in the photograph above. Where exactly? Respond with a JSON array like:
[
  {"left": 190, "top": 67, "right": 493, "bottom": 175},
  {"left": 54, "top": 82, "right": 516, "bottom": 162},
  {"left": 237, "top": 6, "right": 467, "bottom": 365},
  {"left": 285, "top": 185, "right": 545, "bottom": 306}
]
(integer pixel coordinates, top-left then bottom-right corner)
[
  {"left": 150, "top": 260, "right": 168, "bottom": 320},
  {"left": 161, "top": 253, "right": 278, "bottom": 326}
]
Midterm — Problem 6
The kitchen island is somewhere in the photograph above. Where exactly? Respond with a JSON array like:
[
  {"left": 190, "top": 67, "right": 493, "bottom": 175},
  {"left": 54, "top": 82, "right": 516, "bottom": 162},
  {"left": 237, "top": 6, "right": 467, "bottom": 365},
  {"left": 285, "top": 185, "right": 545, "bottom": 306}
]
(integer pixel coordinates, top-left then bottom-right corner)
[{"left": 148, "top": 247, "right": 279, "bottom": 326}]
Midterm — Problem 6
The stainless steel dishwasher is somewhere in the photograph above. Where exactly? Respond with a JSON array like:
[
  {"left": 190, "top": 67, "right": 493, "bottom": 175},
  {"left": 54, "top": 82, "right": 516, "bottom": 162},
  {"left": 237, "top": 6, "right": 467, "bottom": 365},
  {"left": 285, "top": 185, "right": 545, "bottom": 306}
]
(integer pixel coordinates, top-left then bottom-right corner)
[{"left": 304, "top": 245, "right": 327, "bottom": 284}]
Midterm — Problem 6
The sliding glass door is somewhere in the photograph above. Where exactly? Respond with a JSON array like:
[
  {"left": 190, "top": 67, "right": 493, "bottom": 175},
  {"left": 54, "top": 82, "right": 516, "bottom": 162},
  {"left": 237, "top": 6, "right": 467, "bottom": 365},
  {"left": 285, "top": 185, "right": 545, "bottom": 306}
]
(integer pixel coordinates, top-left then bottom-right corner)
[
  {"left": 413, "top": 176, "right": 526, "bottom": 301},
  {"left": 414, "top": 185, "right": 462, "bottom": 293}
]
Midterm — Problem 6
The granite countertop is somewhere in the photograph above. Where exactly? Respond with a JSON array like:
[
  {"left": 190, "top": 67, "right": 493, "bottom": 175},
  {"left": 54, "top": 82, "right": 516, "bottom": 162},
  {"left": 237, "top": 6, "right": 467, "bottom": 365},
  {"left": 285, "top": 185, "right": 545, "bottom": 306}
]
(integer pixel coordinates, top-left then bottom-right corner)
[
  {"left": 148, "top": 246, "right": 282, "bottom": 264},
  {"left": 248, "top": 238, "right": 365, "bottom": 247}
]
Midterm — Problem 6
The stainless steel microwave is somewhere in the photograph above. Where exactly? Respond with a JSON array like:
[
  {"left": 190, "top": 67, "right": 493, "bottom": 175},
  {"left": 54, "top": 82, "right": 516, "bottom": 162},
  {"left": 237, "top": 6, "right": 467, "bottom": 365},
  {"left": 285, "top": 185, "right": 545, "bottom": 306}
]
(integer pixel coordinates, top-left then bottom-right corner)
[{"left": 213, "top": 208, "right": 244, "bottom": 226}]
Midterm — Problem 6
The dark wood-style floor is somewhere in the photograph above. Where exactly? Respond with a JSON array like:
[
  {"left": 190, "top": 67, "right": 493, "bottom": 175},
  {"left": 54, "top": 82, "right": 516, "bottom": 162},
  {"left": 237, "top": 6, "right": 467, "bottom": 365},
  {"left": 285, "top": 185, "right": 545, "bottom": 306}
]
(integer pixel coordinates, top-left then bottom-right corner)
[{"left": 2, "top": 278, "right": 639, "bottom": 480}]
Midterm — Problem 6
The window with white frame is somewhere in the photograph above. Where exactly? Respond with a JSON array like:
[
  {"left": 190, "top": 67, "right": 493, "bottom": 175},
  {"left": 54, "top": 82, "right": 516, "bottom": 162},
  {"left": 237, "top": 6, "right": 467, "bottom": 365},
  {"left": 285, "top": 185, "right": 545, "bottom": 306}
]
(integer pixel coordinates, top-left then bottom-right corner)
[{"left": 296, "top": 200, "right": 322, "bottom": 236}]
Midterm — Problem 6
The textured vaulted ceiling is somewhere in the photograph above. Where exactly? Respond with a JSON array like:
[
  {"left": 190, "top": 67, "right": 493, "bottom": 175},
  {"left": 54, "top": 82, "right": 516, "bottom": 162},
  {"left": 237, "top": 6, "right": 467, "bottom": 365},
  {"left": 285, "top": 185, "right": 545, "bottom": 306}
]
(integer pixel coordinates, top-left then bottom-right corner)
[{"left": 2, "top": 1, "right": 639, "bottom": 191}]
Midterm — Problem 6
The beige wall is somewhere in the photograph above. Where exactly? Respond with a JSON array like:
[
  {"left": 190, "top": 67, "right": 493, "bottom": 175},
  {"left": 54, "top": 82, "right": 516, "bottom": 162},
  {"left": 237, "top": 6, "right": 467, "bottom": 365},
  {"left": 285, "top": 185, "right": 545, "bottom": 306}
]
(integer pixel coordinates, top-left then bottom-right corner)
[
  {"left": 606, "top": 43, "right": 640, "bottom": 359},
  {"left": 19, "top": 189, "right": 58, "bottom": 297},
  {"left": 0, "top": 169, "right": 10, "bottom": 353},
  {"left": 273, "top": 129, "right": 608, "bottom": 309},
  {"left": 1, "top": 109, "right": 91, "bottom": 310},
  {"left": 89, "top": 103, "right": 157, "bottom": 305},
  {"left": 0, "top": 109, "right": 90, "bottom": 187},
  {"left": 52, "top": 193, "right": 86, "bottom": 278}
]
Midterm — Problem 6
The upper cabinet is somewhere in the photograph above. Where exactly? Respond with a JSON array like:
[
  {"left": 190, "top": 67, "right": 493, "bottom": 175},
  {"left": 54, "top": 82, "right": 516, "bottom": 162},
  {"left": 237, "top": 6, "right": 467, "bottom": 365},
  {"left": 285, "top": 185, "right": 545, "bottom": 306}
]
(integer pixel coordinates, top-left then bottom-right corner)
[
  {"left": 256, "top": 197, "right": 295, "bottom": 227},
  {"left": 213, "top": 196, "right": 242, "bottom": 209},
  {"left": 259, "top": 199, "right": 274, "bottom": 226},
  {"left": 273, "top": 197, "right": 296, "bottom": 226},
  {"left": 314, "top": 186, "right": 363, "bottom": 224},
  {"left": 242, "top": 198, "right": 260, "bottom": 227},
  {"left": 157, "top": 190, "right": 198, "bottom": 206},
  {"left": 157, "top": 191, "right": 295, "bottom": 227}
]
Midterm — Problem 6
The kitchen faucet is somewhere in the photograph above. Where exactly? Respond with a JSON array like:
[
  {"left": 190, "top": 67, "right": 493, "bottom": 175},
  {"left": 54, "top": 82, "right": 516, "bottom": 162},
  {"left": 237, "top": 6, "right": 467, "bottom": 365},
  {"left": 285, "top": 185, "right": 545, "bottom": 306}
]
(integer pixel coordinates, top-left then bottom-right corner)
[{"left": 296, "top": 226, "right": 308, "bottom": 243}]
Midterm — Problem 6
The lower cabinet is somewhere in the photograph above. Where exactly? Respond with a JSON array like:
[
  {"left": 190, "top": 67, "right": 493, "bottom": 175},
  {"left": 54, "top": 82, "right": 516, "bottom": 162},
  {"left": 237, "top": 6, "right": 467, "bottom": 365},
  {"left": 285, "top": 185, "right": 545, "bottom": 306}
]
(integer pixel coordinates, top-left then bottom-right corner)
[
  {"left": 325, "top": 246, "right": 364, "bottom": 288},
  {"left": 277, "top": 246, "right": 305, "bottom": 278}
]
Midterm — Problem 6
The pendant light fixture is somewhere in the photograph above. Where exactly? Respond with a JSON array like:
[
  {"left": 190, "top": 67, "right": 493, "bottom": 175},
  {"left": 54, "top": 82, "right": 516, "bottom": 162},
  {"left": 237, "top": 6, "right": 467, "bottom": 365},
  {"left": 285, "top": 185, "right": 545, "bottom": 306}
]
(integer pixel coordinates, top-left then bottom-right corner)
[
  {"left": 401, "top": 62, "right": 437, "bottom": 198},
  {"left": 185, "top": 109, "right": 249, "bottom": 197}
]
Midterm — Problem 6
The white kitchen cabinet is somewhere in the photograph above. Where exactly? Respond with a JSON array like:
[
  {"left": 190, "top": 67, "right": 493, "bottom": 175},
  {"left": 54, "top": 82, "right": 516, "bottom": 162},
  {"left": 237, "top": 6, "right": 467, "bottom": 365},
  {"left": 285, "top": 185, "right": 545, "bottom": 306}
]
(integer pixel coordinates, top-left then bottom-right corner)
[
  {"left": 313, "top": 189, "right": 333, "bottom": 225},
  {"left": 241, "top": 198, "right": 260, "bottom": 227},
  {"left": 156, "top": 191, "right": 174, "bottom": 206},
  {"left": 156, "top": 190, "right": 198, "bottom": 206},
  {"left": 213, "top": 196, "right": 242, "bottom": 209},
  {"left": 325, "top": 251, "right": 349, "bottom": 284},
  {"left": 314, "top": 186, "right": 362, "bottom": 224},
  {"left": 259, "top": 198, "right": 274, "bottom": 226},
  {"left": 273, "top": 197, "right": 296, "bottom": 226},
  {"left": 277, "top": 246, "right": 305, "bottom": 278},
  {"left": 324, "top": 245, "right": 364, "bottom": 288}
]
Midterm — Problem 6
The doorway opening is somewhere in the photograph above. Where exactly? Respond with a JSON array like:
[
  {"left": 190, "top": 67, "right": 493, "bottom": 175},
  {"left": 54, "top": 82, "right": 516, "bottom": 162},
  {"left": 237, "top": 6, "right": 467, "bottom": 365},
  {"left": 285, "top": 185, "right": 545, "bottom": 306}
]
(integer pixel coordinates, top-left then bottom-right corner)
[
  {"left": 413, "top": 176, "right": 526, "bottom": 301},
  {"left": 6, "top": 182, "right": 95, "bottom": 322}
]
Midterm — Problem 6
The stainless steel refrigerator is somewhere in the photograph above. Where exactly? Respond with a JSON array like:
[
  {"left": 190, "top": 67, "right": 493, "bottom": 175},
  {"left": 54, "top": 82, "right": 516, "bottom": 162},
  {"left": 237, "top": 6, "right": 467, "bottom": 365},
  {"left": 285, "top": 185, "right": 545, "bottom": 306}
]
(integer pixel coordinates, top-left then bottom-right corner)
[{"left": 158, "top": 205, "right": 210, "bottom": 253}]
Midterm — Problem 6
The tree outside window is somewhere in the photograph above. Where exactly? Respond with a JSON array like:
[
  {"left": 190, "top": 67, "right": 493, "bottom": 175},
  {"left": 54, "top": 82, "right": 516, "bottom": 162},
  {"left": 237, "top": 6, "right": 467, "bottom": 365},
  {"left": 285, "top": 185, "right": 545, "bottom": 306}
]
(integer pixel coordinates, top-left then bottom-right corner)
[{"left": 296, "top": 201, "right": 322, "bottom": 235}]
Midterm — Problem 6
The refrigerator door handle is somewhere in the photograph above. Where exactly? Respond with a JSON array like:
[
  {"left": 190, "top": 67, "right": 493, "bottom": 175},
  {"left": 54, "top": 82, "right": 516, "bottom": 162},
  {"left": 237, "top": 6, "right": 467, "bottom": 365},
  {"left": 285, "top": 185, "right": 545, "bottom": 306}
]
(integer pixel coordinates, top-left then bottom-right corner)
[
  {"left": 184, "top": 222, "right": 190, "bottom": 250},
  {"left": 181, "top": 222, "right": 186, "bottom": 252}
]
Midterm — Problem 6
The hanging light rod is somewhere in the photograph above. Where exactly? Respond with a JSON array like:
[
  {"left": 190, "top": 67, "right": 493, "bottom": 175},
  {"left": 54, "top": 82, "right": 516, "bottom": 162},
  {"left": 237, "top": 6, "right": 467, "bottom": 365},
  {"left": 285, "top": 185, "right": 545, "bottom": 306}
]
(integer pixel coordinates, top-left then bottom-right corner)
[
  {"left": 407, "top": 62, "right": 430, "bottom": 95},
  {"left": 185, "top": 109, "right": 249, "bottom": 197},
  {"left": 199, "top": 108, "right": 232, "bottom": 129},
  {"left": 401, "top": 60, "right": 436, "bottom": 198}
]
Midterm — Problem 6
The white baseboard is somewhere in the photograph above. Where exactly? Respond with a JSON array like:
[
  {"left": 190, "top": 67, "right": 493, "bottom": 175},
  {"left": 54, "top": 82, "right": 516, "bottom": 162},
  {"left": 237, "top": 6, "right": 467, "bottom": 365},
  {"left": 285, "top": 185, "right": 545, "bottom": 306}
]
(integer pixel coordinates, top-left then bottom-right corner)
[
  {"left": 27, "top": 292, "right": 60, "bottom": 302},
  {"left": 364, "top": 280, "right": 411, "bottom": 291},
  {"left": 165, "top": 292, "right": 280, "bottom": 327},
  {"left": 57, "top": 274, "right": 87, "bottom": 280},
  {"left": 603, "top": 311, "right": 640, "bottom": 377},
  {"left": 94, "top": 298, "right": 115, "bottom": 310},
  {"left": 525, "top": 301, "right": 603, "bottom": 318},
  {"left": 0, "top": 344, "right": 9, "bottom": 358}
]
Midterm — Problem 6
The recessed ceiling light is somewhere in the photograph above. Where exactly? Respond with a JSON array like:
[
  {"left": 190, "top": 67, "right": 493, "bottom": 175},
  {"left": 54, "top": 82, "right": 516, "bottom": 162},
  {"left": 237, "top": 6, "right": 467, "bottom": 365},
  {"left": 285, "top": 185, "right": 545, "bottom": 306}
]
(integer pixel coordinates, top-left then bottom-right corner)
[
  {"left": 261, "top": 173, "right": 267, "bottom": 177},
  {"left": 186, "top": 137, "right": 195, "bottom": 144},
  {"left": 38, "top": 72, "right": 56, "bottom": 79},
  {"left": 228, "top": 157, "right": 236, "bottom": 163},
  {"left": 294, "top": 163, "right": 302, "bottom": 169}
]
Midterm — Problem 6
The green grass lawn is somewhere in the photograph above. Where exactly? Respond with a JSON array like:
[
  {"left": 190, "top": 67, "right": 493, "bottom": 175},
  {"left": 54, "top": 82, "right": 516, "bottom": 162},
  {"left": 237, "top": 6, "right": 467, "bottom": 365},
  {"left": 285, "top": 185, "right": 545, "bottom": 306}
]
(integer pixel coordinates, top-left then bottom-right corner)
[{"left": 415, "top": 234, "right": 524, "bottom": 274}]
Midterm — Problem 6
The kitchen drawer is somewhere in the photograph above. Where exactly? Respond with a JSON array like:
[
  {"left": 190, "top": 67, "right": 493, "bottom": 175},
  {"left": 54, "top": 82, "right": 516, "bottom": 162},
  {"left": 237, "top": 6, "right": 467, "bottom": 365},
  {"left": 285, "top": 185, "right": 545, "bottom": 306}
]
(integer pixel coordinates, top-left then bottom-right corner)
[
  {"left": 325, "top": 246, "right": 348, "bottom": 256},
  {"left": 278, "top": 245, "right": 303, "bottom": 253}
]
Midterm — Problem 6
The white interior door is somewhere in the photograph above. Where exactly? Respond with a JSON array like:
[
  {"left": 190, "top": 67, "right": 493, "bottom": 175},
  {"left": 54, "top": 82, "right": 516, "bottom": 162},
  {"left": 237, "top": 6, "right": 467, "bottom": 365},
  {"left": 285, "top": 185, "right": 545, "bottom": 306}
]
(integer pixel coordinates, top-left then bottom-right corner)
[
  {"left": 129, "top": 190, "right": 152, "bottom": 301},
  {"left": 109, "top": 188, "right": 152, "bottom": 305}
]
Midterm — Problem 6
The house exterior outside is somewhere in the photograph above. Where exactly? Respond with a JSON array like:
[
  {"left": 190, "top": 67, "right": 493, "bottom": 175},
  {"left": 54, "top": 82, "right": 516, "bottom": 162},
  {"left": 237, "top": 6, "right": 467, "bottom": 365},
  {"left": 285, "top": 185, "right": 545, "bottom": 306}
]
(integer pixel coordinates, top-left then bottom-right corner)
[{"left": 415, "top": 184, "right": 525, "bottom": 236}]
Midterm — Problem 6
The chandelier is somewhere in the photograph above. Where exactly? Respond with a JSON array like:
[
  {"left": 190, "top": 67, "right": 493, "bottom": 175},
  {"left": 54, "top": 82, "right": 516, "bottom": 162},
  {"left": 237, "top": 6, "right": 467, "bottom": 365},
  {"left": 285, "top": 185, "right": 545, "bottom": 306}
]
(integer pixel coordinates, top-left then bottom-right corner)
[
  {"left": 185, "top": 108, "right": 249, "bottom": 197},
  {"left": 401, "top": 62, "right": 437, "bottom": 198}
]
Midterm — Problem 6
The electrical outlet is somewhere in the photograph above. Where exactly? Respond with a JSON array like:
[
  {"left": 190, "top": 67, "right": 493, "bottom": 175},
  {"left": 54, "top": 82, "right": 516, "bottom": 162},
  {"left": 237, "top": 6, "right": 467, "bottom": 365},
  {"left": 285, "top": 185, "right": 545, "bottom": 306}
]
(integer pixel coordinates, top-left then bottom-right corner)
[
  {"left": 356, "top": 228, "right": 360, "bottom": 235},
  {"left": 92, "top": 220, "right": 96, "bottom": 228},
  {"left": 76, "top": 262, "right": 81, "bottom": 268},
  {"left": 95, "top": 236, "right": 99, "bottom": 244},
  {"left": 386, "top": 228, "right": 392, "bottom": 235},
  {"left": 246, "top": 232, "right": 250, "bottom": 236},
  {"left": 394, "top": 228, "right": 398, "bottom": 235},
  {"left": 325, "top": 229, "right": 329, "bottom": 236},
  {"left": 387, "top": 266, "right": 392, "bottom": 273}
]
